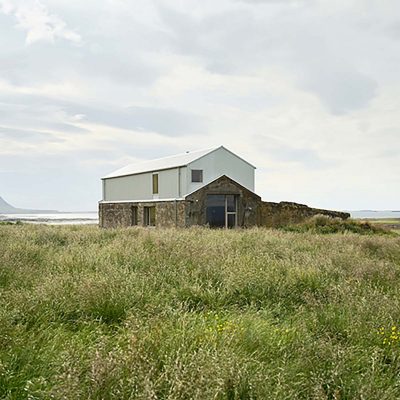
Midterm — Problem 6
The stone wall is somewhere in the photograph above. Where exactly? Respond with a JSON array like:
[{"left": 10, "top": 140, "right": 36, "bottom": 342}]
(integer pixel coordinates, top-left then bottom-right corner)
[
  {"left": 99, "top": 202, "right": 132, "bottom": 228},
  {"left": 185, "top": 175, "right": 261, "bottom": 227},
  {"left": 99, "top": 176, "right": 350, "bottom": 229},
  {"left": 99, "top": 201, "right": 186, "bottom": 228},
  {"left": 259, "top": 201, "right": 350, "bottom": 228}
]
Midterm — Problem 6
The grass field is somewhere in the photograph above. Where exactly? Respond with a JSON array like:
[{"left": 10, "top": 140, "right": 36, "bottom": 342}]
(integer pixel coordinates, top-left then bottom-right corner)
[
  {"left": 361, "top": 218, "right": 400, "bottom": 234},
  {"left": 1, "top": 222, "right": 400, "bottom": 399}
]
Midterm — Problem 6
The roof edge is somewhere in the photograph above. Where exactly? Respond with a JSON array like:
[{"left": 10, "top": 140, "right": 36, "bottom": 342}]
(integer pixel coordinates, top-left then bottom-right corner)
[
  {"left": 186, "top": 145, "right": 256, "bottom": 170},
  {"left": 185, "top": 174, "right": 261, "bottom": 199},
  {"left": 102, "top": 146, "right": 219, "bottom": 179},
  {"left": 101, "top": 165, "right": 187, "bottom": 180},
  {"left": 219, "top": 146, "right": 257, "bottom": 169},
  {"left": 100, "top": 198, "right": 185, "bottom": 204}
]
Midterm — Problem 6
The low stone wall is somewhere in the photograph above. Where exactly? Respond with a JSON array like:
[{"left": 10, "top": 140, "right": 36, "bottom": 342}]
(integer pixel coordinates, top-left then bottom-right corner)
[
  {"left": 99, "top": 201, "right": 186, "bottom": 228},
  {"left": 259, "top": 201, "right": 350, "bottom": 228}
]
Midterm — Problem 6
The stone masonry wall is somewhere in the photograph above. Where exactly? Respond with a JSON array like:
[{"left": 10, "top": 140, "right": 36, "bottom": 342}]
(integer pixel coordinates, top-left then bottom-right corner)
[
  {"left": 99, "top": 175, "right": 350, "bottom": 229},
  {"left": 99, "top": 201, "right": 186, "bottom": 228},
  {"left": 185, "top": 175, "right": 261, "bottom": 227},
  {"left": 259, "top": 201, "right": 350, "bottom": 228}
]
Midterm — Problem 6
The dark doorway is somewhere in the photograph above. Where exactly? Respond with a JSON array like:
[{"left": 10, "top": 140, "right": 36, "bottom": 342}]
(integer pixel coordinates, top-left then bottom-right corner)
[
  {"left": 206, "top": 194, "right": 237, "bottom": 228},
  {"left": 131, "top": 206, "right": 138, "bottom": 226}
]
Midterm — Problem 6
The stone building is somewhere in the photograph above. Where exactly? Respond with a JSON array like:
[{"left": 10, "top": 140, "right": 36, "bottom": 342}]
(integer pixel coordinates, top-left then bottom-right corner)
[{"left": 99, "top": 146, "right": 349, "bottom": 228}]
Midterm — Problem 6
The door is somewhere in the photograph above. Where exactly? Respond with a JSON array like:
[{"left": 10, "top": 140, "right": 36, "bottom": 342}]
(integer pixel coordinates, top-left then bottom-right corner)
[
  {"left": 206, "top": 194, "right": 237, "bottom": 228},
  {"left": 131, "top": 206, "right": 138, "bottom": 226}
]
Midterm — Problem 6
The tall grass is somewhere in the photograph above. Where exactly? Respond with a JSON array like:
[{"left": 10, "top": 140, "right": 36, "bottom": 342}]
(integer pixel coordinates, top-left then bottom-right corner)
[{"left": 0, "top": 224, "right": 400, "bottom": 399}]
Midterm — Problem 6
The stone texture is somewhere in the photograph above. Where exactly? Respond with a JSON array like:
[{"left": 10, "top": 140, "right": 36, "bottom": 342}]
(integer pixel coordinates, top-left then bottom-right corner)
[
  {"left": 185, "top": 175, "right": 261, "bottom": 227},
  {"left": 99, "top": 175, "right": 350, "bottom": 228},
  {"left": 99, "top": 201, "right": 186, "bottom": 228},
  {"left": 259, "top": 201, "right": 350, "bottom": 228}
]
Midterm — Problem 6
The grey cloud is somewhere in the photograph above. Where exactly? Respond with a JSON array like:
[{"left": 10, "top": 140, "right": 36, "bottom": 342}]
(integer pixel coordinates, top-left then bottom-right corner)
[
  {"left": 0, "top": 0, "right": 398, "bottom": 211},
  {"left": 4, "top": 1, "right": 379, "bottom": 116},
  {"left": 73, "top": 105, "right": 207, "bottom": 136},
  {"left": 387, "top": 21, "right": 400, "bottom": 39},
  {"left": 0, "top": 126, "right": 64, "bottom": 143},
  {"left": 235, "top": 0, "right": 313, "bottom": 4},
  {"left": 157, "top": 5, "right": 276, "bottom": 74},
  {"left": 157, "top": 3, "right": 379, "bottom": 113},
  {"left": 0, "top": 41, "right": 161, "bottom": 88},
  {"left": 0, "top": 95, "right": 90, "bottom": 135},
  {"left": 257, "top": 135, "right": 336, "bottom": 169},
  {"left": 0, "top": 9, "right": 163, "bottom": 89},
  {"left": 376, "top": 149, "right": 400, "bottom": 159},
  {"left": 88, "top": 142, "right": 178, "bottom": 163},
  {"left": 303, "top": 69, "right": 378, "bottom": 115},
  {"left": 0, "top": 93, "right": 207, "bottom": 137},
  {"left": 269, "top": 147, "right": 335, "bottom": 169},
  {"left": 55, "top": 102, "right": 207, "bottom": 137}
]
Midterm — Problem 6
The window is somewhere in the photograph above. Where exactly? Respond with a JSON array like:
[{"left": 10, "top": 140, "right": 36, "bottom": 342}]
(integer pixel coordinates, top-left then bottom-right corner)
[
  {"left": 152, "top": 174, "right": 159, "bottom": 194},
  {"left": 225, "top": 195, "right": 237, "bottom": 229},
  {"left": 144, "top": 206, "right": 156, "bottom": 226},
  {"left": 191, "top": 169, "right": 203, "bottom": 183},
  {"left": 131, "top": 206, "right": 138, "bottom": 226},
  {"left": 206, "top": 194, "right": 237, "bottom": 228}
]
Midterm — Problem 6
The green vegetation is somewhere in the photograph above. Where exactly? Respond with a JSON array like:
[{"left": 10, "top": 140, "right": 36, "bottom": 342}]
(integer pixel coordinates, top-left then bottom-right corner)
[
  {"left": 1, "top": 224, "right": 400, "bottom": 399},
  {"left": 280, "top": 215, "right": 395, "bottom": 235},
  {"left": 359, "top": 218, "right": 400, "bottom": 235}
]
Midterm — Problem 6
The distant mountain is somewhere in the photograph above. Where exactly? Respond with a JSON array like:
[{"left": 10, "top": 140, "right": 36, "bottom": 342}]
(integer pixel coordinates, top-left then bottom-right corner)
[{"left": 0, "top": 196, "right": 59, "bottom": 214}]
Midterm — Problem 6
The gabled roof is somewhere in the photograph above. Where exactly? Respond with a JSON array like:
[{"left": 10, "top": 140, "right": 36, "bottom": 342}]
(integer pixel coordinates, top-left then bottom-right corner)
[
  {"left": 185, "top": 174, "right": 261, "bottom": 199},
  {"left": 102, "top": 145, "right": 255, "bottom": 179}
]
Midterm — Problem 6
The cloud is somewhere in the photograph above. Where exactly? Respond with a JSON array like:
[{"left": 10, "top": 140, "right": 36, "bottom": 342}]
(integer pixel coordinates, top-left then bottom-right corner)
[
  {"left": 0, "top": 125, "right": 63, "bottom": 142},
  {"left": 235, "top": 0, "right": 312, "bottom": 4},
  {"left": 255, "top": 135, "right": 336, "bottom": 170},
  {"left": 0, "top": 0, "right": 399, "bottom": 210},
  {"left": 0, "top": 92, "right": 207, "bottom": 137},
  {"left": 0, "top": 0, "right": 81, "bottom": 45},
  {"left": 156, "top": 2, "right": 380, "bottom": 113},
  {"left": 302, "top": 68, "right": 378, "bottom": 115},
  {"left": 57, "top": 102, "right": 207, "bottom": 137}
]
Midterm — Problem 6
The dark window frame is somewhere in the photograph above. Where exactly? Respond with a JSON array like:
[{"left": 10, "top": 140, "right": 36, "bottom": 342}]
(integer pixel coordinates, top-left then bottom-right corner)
[
  {"left": 152, "top": 173, "right": 159, "bottom": 194},
  {"left": 206, "top": 194, "right": 238, "bottom": 228},
  {"left": 131, "top": 206, "right": 138, "bottom": 226},
  {"left": 144, "top": 206, "right": 156, "bottom": 226},
  {"left": 191, "top": 169, "right": 203, "bottom": 183}
]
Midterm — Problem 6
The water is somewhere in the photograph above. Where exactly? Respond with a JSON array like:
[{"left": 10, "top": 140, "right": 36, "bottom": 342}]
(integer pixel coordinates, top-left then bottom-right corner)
[
  {"left": 349, "top": 210, "right": 400, "bottom": 219},
  {"left": 0, "top": 212, "right": 98, "bottom": 225}
]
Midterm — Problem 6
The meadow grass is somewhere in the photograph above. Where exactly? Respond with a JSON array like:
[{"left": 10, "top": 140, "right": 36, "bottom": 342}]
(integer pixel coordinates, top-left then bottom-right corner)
[
  {"left": 358, "top": 218, "right": 400, "bottom": 235},
  {"left": 0, "top": 223, "right": 400, "bottom": 399}
]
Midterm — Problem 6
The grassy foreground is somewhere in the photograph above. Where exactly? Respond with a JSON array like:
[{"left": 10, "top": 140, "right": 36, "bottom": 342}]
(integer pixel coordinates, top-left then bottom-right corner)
[
  {"left": 361, "top": 218, "right": 400, "bottom": 234},
  {"left": 1, "top": 224, "right": 400, "bottom": 399}
]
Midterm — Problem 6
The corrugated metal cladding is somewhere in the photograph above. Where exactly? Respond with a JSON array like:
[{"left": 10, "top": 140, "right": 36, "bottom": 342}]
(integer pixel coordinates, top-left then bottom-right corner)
[{"left": 101, "top": 146, "right": 255, "bottom": 202}]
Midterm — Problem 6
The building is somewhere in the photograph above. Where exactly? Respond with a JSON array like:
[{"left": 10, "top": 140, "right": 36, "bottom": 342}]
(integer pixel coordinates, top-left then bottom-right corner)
[{"left": 99, "top": 146, "right": 349, "bottom": 228}]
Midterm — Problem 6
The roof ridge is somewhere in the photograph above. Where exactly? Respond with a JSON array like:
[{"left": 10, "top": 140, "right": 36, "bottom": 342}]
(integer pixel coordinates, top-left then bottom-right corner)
[
  {"left": 123, "top": 146, "right": 219, "bottom": 167},
  {"left": 102, "top": 146, "right": 221, "bottom": 179}
]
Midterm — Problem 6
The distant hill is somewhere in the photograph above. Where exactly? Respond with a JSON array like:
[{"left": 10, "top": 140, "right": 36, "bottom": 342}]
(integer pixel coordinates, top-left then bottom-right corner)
[{"left": 0, "top": 196, "right": 59, "bottom": 214}]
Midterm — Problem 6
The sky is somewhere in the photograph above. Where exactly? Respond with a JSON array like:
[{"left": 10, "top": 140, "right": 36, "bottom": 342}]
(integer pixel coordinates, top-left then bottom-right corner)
[{"left": 0, "top": 0, "right": 399, "bottom": 211}]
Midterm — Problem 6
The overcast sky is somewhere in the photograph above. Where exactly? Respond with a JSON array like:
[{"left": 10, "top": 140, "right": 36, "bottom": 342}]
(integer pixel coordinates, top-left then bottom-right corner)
[{"left": 0, "top": 0, "right": 399, "bottom": 211}]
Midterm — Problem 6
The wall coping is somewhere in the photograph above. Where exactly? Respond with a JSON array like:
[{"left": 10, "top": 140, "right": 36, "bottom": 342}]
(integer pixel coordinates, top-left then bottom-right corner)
[{"left": 99, "top": 198, "right": 185, "bottom": 204}]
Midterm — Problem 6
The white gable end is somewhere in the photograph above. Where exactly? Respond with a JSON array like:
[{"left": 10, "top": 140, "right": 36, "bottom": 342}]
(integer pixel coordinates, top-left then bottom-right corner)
[{"left": 187, "top": 147, "right": 255, "bottom": 194}]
